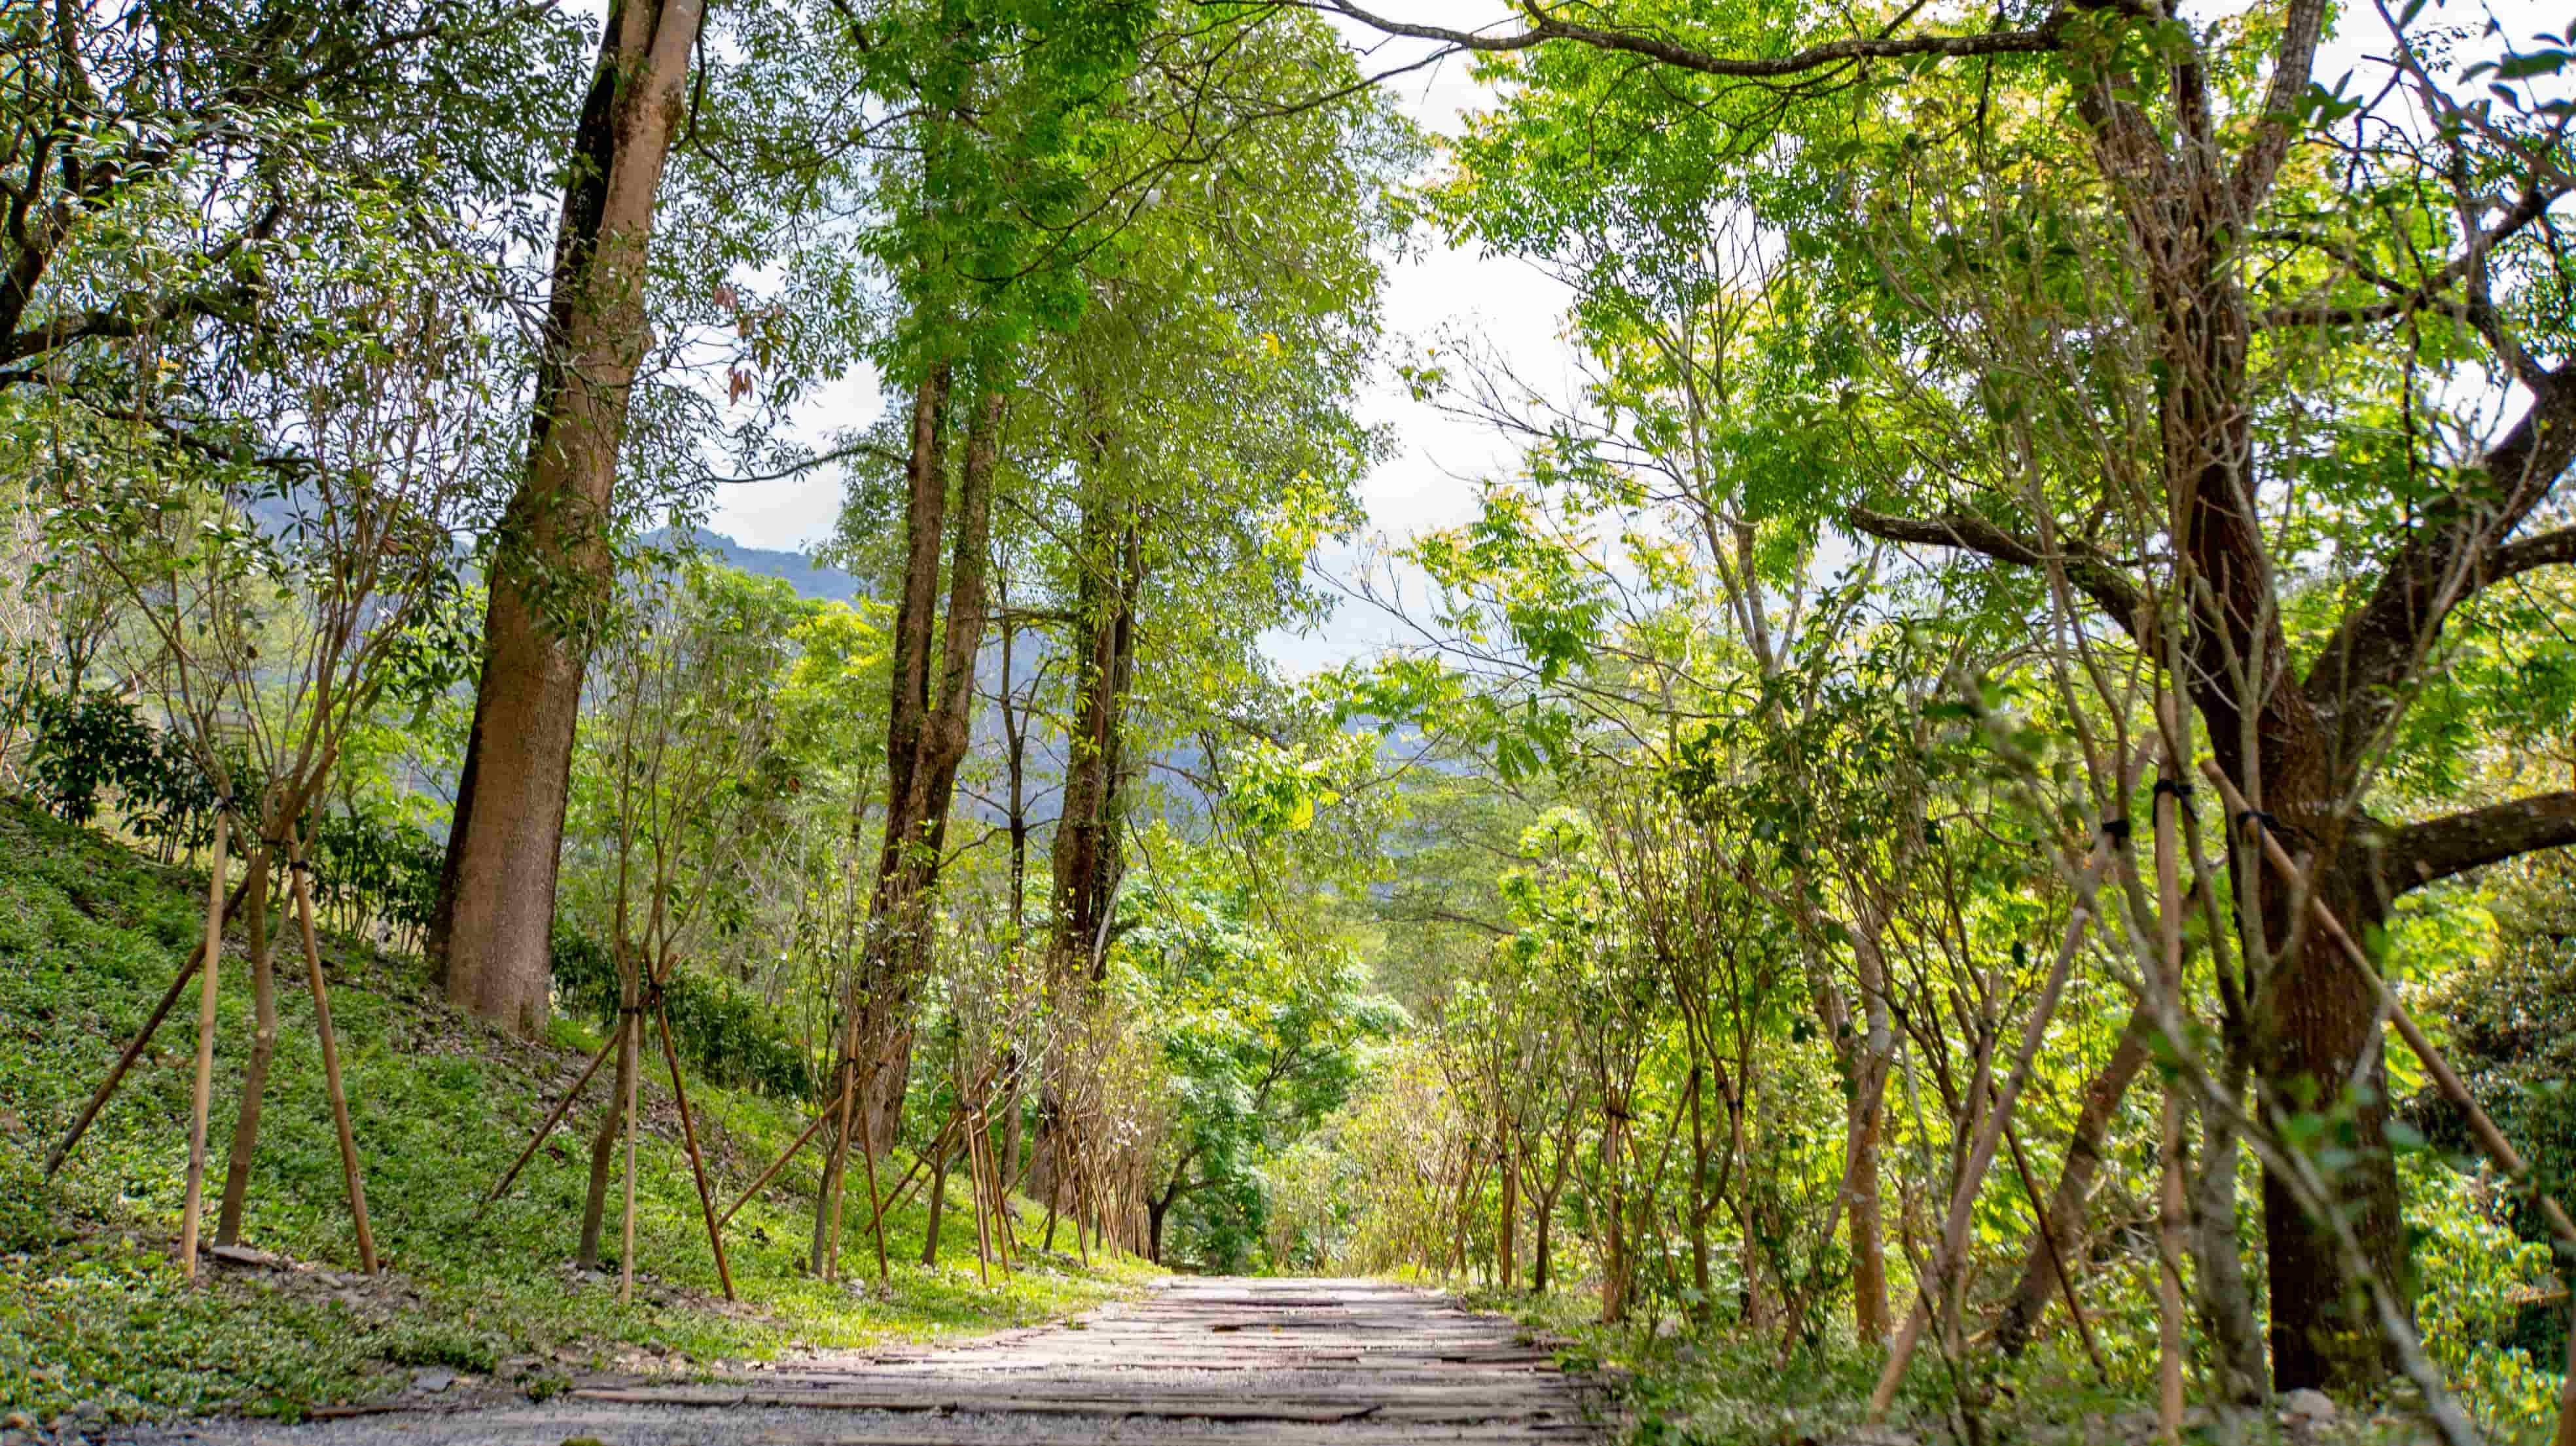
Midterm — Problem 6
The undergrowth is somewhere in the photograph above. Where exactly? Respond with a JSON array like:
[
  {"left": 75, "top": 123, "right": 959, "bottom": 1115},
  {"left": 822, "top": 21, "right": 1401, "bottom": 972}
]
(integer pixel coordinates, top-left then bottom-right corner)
[
  {"left": 1452, "top": 1282, "right": 2533, "bottom": 1445},
  {"left": 0, "top": 797, "right": 1152, "bottom": 1425}
]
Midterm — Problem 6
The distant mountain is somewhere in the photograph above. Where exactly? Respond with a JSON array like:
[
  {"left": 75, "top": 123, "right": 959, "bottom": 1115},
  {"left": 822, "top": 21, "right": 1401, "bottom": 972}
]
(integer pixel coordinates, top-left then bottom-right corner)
[{"left": 653, "top": 525, "right": 866, "bottom": 605}]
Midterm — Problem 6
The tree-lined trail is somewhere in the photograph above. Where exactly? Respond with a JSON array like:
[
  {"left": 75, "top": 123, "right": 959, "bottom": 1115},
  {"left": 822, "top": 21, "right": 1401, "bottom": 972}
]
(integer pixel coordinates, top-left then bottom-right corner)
[{"left": 135, "top": 1280, "right": 1613, "bottom": 1446}]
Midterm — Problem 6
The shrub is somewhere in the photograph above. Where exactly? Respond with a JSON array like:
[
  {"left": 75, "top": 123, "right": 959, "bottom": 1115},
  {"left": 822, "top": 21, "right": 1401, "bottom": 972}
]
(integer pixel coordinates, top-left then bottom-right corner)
[{"left": 550, "top": 928, "right": 814, "bottom": 1102}]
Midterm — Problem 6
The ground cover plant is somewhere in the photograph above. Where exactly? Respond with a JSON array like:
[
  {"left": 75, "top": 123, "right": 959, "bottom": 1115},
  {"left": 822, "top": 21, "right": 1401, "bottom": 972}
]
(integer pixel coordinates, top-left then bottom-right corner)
[{"left": 0, "top": 799, "right": 1147, "bottom": 1425}]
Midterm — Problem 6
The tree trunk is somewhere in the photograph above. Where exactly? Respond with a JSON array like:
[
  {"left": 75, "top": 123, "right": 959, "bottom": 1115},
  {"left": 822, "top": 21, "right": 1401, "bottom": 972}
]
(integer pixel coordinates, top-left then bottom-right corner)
[
  {"left": 1497, "top": 1135, "right": 1518, "bottom": 1292},
  {"left": 1734, "top": 1089, "right": 1772, "bottom": 1330},
  {"left": 579, "top": 1009, "right": 637, "bottom": 1271},
  {"left": 1847, "top": 1068, "right": 1891, "bottom": 1341},
  {"left": 1027, "top": 491, "right": 1141, "bottom": 1207},
  {"left": 997, "top": 598, "right": 1032, "bottom": 941},
  {"left": 1685, "top": 1067, "right": 1711, "bottom": 1323},
  {"left": 1600, "top": 1104, "right": 1630, "bottom": 1322},
  {"left": 215, "top": 849, "right": 275, "bottom": 1246},
  {"left": 2192, "top": 1084, "right": 2270, "bottom": 1404},
  {"left": 433, "top": 0, "right": 701, "bottom": 1038},
  {"left": 841, "top": 378, "right": 1003, "bottom": 1152},
  {"left": 2254, "top": 851, "right": 2404, "bottom": 1390},
  {"left": 1046, "top": 508, "right": 1142, "bottom": 993}
]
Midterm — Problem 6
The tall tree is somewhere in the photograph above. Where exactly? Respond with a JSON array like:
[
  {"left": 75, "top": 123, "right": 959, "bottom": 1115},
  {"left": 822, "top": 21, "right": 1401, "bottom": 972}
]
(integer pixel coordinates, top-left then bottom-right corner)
[{"left": 434, "top": 0, "right": 703, "bottom": 1036}]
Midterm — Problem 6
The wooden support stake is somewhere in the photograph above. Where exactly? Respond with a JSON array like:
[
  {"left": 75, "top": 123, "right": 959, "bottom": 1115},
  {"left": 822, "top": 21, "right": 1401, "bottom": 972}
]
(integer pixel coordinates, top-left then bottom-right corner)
[
  {"left": 2152, "top": 744, "right": 2188, "bottom": 1445},
  {"left": 719, "top": 1067, "right": 859, "bottom": 1229},
  {"left": 977, "top": 1112, "right": 1014, "bottom": 1274},
  {"left": 652, "top": 1000, "right": 734, "bottom": 1301},
  {"left": 967, "top": 1110, "right": 994, "bottom": 1284},
  {"left": 289, "top": 860, "right": 376, "bottom": 1273},
  {"left": 178, "top": 811, "right": 231, "bottom": 1282},
  {"left": 853, "top": 1089, "right": 891, "bottom": 1286},
  {"left": 1869, "top": 832, "right": 2115, "bottom": 1419},
  {"left": 2003, "top": 1121, "right": 2107, "bottom": 1383},
  {"left": 483, "top": 1026, "right": 621, "bottom": 1210},
  {"left": 45, "top": 875, "right": 251, "bottom": 1178},
  {"left": 618, "top": 1012, "right": 640, "bottom": 1305}
]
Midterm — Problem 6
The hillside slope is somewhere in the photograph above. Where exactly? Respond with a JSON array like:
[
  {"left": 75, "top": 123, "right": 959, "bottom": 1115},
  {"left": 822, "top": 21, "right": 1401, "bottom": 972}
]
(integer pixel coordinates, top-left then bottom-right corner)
[{"left": 0, "top": 798, "right": 1145, "bottom": 1428}]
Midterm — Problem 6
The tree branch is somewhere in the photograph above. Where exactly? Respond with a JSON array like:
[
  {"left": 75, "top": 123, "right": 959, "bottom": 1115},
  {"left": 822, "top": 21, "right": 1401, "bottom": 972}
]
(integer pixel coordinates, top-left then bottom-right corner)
[
  {"left": 2488, "top": 523, "right": 2576, "bottom": 582},
  {"left": 2303, "top": 364, "right": 2576, "bottom": 737},
  {"left": 2384, "top": 790, "right": 2576, "bottom": 893},
  {"left": 1307, "top": 1, "right": 2077, "bottom": 79},
  {"left": 1845, "top": 505, "right": 2145, "bottom": 637}
]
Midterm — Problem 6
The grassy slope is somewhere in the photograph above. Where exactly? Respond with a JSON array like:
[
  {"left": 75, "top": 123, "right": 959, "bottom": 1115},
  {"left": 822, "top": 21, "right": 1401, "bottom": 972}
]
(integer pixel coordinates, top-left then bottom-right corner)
[{"left": 0, "top": 798, "right": 1150, "bottom": 1425}]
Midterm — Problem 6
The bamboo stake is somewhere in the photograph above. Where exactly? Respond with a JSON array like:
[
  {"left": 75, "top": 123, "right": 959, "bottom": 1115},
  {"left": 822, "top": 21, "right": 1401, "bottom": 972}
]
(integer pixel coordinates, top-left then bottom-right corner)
[
  {"left": 2197, "top": 760, "right": 2576, "bottom": 1254},
  {"left": 977, "top": 1112, "right": 1014, "bottom": 1273},
  {"left": 1868, "top": 830, "right": 2116, "bottom": 1418},
  {"left": 177, "top": 810, "right": 231, "bottom": 1282},
  {"left": 2002, "top": 1121, "right": 2107, "bottom": 1384},
  {"left": 967, "top": 1111, "right": 993, "bottom": 1284},
  {"left": 618, "top": 1012, "right": 640, "bottom": 1305},
  {"left": 717, "top": 1067, "right": 859, "bottom": 1229},
  {"left": 2153, "top": 745, "right": 2189, "bottom": 1446},
  {"left": 482, "top": 1027, "right": 621, "bottom": 1210},
  {"left": 288, "top": 859, "right": 376, "bottom": 1273},
  {"left": 884, "top": 1104, "right": 965, "bottom": 1216},
  {"left": 45, "top": 875, "right": 251, "bottom": 1178},
  {"left": 819, "top": 1057, "right": 861, "bottom": 1281},
  {"left": 853, "top": 1084, "right": 890, "bottom": 1286},
  {"left": 651, "top": 1000, "right": 734, "bottom": 1301}
]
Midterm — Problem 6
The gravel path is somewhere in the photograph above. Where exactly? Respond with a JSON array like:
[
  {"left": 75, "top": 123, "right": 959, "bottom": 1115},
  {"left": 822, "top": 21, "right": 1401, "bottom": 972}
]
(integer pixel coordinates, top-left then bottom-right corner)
[{"left": 119, "top": 1277, "right": 1615, "bottom": 1446}]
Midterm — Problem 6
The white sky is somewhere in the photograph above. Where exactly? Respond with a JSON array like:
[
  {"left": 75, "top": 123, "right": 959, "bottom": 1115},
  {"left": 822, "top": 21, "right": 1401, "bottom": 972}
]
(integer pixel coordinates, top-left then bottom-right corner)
[{"left": 703, "top": 0, "right": 2556, "bottom": 677}]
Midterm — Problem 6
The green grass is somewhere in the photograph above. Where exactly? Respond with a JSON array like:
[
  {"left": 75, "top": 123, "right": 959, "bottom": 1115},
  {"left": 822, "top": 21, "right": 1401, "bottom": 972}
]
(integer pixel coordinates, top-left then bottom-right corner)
[{"left": 0, "top": 798, "right": 1153, "bottom": 1426}]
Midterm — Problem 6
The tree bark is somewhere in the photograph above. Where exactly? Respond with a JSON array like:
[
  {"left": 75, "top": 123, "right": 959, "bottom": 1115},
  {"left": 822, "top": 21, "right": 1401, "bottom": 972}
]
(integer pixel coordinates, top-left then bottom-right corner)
[
  {"left": 1846, "top": 928, "right": 1894, "bottom": 1343},
  {"left": 1046, "top": 508, "right": 1142, "bottom": 993},
  {"left": 2073, "top": 25, "right": 2397, "bottom": 1388},
  {"left": 844, "top": 381, "right": 1005, "bottom": 1151},
  {"left": 433, "top": 0, "right": 702, "bottom": 1038}
]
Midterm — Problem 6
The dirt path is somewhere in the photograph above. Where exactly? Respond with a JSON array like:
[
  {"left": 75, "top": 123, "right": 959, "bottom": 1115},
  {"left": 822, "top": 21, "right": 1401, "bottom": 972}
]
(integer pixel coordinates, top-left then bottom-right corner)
[{"left": 128, "top": 1277, "right": 1616, "bottom": 1446}]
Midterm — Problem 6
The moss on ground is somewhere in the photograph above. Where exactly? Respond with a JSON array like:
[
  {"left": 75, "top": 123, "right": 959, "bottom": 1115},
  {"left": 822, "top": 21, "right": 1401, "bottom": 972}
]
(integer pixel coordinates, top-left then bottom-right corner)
[{"left": 0, "top": 798, "right": 1153, "bottom": 1426}]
